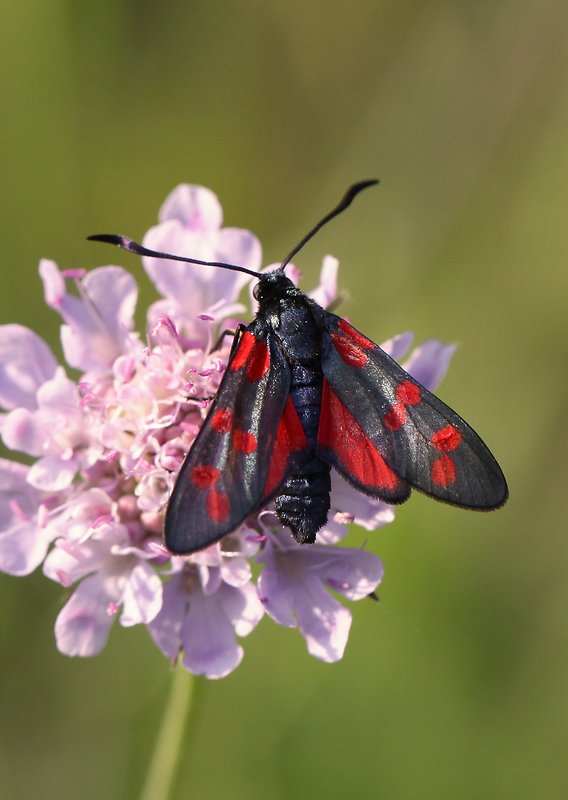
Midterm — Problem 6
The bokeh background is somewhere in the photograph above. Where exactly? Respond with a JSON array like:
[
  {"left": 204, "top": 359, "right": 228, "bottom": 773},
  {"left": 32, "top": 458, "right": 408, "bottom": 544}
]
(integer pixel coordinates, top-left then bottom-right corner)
[{"left": 1, "top": 2, "right": 567, "bottom": 798}]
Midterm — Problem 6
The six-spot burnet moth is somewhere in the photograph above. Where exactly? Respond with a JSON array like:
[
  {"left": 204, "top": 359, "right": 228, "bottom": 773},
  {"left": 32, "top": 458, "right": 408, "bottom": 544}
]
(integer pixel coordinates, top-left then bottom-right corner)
[{"left": 90, "top": 180, "right": 508, "bottom": 554}]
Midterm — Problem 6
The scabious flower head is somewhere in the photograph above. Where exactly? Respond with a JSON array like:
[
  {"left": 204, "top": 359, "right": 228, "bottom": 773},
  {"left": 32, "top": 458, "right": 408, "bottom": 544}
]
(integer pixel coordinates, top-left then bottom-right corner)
[{"left": 0, "top": 184, "right": 456, "bottom": 678}]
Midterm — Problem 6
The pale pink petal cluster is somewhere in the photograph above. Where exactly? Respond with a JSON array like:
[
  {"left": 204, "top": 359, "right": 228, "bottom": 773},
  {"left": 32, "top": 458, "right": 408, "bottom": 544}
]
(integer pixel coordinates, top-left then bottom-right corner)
[{"left": 0, "top": 184, "right": 456, "bottom": 677}]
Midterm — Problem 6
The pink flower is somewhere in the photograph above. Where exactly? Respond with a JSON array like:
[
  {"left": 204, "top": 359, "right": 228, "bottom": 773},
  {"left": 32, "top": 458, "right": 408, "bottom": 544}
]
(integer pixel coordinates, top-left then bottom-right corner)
[
  {"left": 0, "top": 459, "right": 59, "bottom": 575},
  {"left": 148, "top": 548, "right": 264, "bottom": 679},
  {"left": 143, "top": 184, "right": 261, "bottom": 347},
  {"left": 40, "top": 260, "right": 137, "bottom": 372},
  {"left": 43, "top": 502, "right": 163, "bottom": 656},
  {"left": 0, "top": 183, "right": 458, "bottom": 678},
  {"left": 257, "top": 522, "right": 383, "bottom": 661}
]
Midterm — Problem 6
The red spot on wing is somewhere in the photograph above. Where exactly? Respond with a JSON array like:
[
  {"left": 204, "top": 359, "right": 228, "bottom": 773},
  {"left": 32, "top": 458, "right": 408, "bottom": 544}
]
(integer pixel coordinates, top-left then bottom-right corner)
[
  {"left": 383, "top": 380, "right": 422, "bottom": 429},
  {"left": 383, "top": 402, "right": 407, "bottom": 431},
  {"left": 246, "top": 340, "right": 270, "bottom": 382},
  {"left": 338, "top": 319, "right": 374, "bottom": 349},
  {"left": 318, "top": 380, "right": 400, "bottom": 491},
  {"left": 232, "top": 429, "right": 257, "bottom": 454},
  {"left": 206, "top": 490, "right": 230, "bottom": 522},
  {"left": 211, "top": 408, "right": 233, "bottom": 433},
  {"left": 431, "top": 424, "right": 462, "bottom": 452},
  {"left": 264, "top": 398, "right": 307, "bottom": 497},
  {"left": 396, "top": 381, "right": 421, "bottom": 406},
  {"left": 229, "top": 330, "right": 270, "bottom": 382},
  {"left": 191, "top": 464, "right": 220, "bottom": 489},
  {"left": 431, "top": 454, "right": 457, "bottom": 487},
  {"left": 331, "top": 331, "right": 367, "bottom": 368},
  {"left": 229, "top": 330, "right": 255, "bottom": 371}
]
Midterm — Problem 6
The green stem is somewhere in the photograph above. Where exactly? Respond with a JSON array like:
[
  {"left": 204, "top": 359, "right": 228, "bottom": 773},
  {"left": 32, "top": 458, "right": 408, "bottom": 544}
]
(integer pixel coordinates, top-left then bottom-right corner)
[{"left": 139, "top": 666, "right": 197, "bottom": 800}]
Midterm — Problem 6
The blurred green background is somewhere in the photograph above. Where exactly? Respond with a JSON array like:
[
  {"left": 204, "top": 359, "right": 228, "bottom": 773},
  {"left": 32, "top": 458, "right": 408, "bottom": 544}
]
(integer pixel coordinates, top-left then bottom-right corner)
[{"left": 1, "top": 1, "right": 567, "bottom": 798}]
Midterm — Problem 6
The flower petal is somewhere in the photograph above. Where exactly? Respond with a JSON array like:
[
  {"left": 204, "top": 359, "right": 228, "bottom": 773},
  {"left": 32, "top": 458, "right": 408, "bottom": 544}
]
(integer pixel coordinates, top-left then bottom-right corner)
[
  {"left": 320, "top": 547, "right": 384, "bottom": 601},
  {"left": 0, "top": 517, "right": 55, "bottom": 576},
  {"left": 0, "top": 325, "right": 57, "bottom": 410},
  {"left": 27, "top": 455, "right": 78, "bottom": 491},
  {"left": 330, "top": 471, "right": 396, "bottom": 532},
  {"left": 258, "top": 532, "right": 382, "bottom": 662},
  {"left": 216, "top": 226, "right": 262, "bottom": 276},
  {"left": 158, "top": 184, "right": 223, "bottom": 231},
  {"left": 294, "top": 582, "right": 352, "bottom": 662},
  {"left": 54, "top": 573, "right": 117, "bottom": 656},
  {"left": 259, "top": 542, "right": 353, "bottom": 661},
  {"left": 181, "top": 584, "right": 244, "bottom": 679},
  {"left": 309, "top": 255, "right": 339, "bottom": 308},
  {"left": 143, "top": 221, "right": 255, "bottom": 319},
  {"left": 380, "top": 331, "right": 414, "bottom": 360},
  {"left": 120, "top": 562, "right": 163, "bottom": 626},
  {"left": 2, "top": 408, "right": 46, "bottom": 456},
  {"left": 220, "top": 580, "right": 264, "bottom": 637},
  {"left": 403, "top": 339, "right": 457, "bottom": 391},
  {"left": 36, "top": 366, "right": 80, "bottom": 412},
  {"left": 0, "top": 459, "right": 56, "bottom": 575},
  {"left": 147, "top": 574, "right": 187, "bottom": 660},
  {"left": 40, "top": 261, "right": 137, "bottom": 371}
]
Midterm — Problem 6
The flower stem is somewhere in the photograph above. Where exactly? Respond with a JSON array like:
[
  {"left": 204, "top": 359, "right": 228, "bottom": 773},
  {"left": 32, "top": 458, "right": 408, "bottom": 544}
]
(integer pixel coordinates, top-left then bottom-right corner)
[{"left": 139, "top": 666, "right": 197, "bottom": 800}]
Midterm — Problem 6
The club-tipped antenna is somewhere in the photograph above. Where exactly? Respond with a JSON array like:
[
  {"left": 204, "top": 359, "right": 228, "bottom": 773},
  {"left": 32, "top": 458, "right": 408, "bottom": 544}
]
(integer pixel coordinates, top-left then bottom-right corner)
[
  {"left": 89, "top": 180, "right": 379, "bottom": 278},
  {"left": 280, "top": 179, "right": 379, "bottom": 269},
  {"left": 87, "top": 234, "right": 263, "bottom": 279}
]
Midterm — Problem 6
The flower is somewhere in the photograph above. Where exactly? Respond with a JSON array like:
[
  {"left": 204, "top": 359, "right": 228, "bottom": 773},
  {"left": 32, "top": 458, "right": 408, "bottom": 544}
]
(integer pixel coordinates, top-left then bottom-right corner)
[
  {"left": 0, "top": 183, "right": 457, "bottom": 678},
  {"left": 257, "top": 520, "right": 384, "bottom": 661}
]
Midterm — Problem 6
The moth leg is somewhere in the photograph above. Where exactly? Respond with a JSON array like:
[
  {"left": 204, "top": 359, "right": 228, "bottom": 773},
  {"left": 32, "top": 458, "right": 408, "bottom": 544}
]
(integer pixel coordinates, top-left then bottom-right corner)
[
  {"left": 210, "top": 324, "right": 246, "bottom": 355},
  {"left": 225, "top": 324, "right": 248, "bottom": 359},
  {"left": 187, "top": 394, "right": 215, "bottom": 404}
]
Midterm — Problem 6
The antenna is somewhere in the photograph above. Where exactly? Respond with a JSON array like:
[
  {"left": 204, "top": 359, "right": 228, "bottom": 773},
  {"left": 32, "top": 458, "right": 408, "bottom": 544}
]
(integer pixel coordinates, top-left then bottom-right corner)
[
  {"left": 280, "top": 179, "right": 379, "bottom": 269},
  {"left": 88, "top": 180, "right": 379, "bottom": 277},
  {"left": 87, "top": 234, "right": 263, "bottom": 279}
]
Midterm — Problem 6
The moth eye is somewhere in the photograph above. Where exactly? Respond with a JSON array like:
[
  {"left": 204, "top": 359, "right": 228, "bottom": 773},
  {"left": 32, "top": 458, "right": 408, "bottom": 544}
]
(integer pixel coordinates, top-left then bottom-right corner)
[{"left": 253, "top": 283, "right": 262, "bottom": 301}]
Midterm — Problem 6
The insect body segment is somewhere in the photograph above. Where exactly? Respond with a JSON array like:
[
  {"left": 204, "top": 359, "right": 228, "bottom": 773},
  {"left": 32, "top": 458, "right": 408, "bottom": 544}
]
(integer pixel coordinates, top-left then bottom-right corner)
[
  {"left": 271, "top": 294, "right": 331, "bottom": 544},
  {"left": 167, "top": 271, "right": 335, "bottom": 552}
]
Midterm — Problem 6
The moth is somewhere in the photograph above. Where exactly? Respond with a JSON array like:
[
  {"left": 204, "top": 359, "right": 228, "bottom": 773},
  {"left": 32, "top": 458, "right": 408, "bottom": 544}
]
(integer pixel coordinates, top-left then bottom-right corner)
[{"left": 90, "top": 181, "right": 508, "bottom": 554}]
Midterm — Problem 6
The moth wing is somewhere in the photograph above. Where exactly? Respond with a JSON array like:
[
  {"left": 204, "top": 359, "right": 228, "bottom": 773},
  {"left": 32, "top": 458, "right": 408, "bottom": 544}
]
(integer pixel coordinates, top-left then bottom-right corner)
[
  {"left": 317, "top": 314, "right": 508, "bottom": 509},
  {"left": 165, "top": 325, "right": 306, "bottom": 554}
]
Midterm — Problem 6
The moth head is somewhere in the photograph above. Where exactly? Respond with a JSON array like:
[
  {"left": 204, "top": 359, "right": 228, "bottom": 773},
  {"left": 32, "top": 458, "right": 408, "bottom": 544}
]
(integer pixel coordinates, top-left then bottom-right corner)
[{"left": 253, "top": 269, "right": 295, "bottom": 304}]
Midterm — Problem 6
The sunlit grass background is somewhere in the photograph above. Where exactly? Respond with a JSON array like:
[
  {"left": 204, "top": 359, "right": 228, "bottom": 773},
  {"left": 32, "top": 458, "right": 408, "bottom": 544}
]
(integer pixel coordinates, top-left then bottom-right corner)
[{"left": 1, "top": 2, "right": 567, "bottom": 798}]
